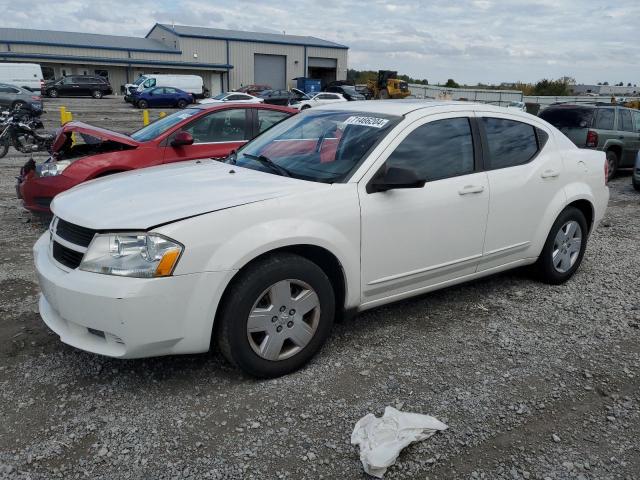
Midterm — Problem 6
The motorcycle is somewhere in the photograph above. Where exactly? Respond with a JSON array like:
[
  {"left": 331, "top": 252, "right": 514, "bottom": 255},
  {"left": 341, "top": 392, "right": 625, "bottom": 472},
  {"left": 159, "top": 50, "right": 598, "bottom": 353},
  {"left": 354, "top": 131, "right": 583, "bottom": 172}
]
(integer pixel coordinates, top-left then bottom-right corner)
[{"left": 0, "top": 106, "right": 56, "bottom": 159}]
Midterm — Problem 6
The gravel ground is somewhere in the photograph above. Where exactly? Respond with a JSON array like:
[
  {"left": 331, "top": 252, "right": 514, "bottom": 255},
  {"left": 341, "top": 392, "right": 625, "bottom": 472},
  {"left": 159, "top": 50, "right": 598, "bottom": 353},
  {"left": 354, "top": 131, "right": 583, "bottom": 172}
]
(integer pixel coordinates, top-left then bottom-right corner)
[{"left": 0, "top": 97, "right": 639, "bottom": 480}]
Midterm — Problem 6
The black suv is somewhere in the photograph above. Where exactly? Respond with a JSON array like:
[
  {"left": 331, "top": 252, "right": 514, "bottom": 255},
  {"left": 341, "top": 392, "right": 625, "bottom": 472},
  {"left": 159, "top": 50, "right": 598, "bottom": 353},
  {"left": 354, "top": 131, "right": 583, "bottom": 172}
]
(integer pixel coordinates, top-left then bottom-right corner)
[
  {"left": 539, "top": 104, "right": 640, "bottom": 178},
  {"left": 43, "top": 76, "right": 113, "bottom": 99},
  {"left": 324, "top": 84, "right": 366, "bottom": 101}
]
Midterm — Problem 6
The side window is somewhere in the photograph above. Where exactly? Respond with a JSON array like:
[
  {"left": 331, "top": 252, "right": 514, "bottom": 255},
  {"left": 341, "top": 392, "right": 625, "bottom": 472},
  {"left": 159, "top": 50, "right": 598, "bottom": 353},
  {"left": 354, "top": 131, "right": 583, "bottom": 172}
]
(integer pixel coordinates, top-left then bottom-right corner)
[
  {"left": 385, "top": 118, "right": 475, "bottom": 181},
  {"left": 482, "top": 117, "right": 539, "bottom": 169},
  {"left": 143, "top": 79, "right": 155, "bottom": 88},
  {"left": 257, "top": 109, "right": 290, "bottom": 133},
  {"left": 227, "top": 95, "right": 243, "bottom": 101},
  {"left": 634, "top": 111, "right": 640, "bottom": 133},
  {"left": 182, "top": 109, "right": 248, "bottom": 143},
  {"left": 619, "top": 109, "right": 634, "bottom": 132},
  {"left": 0, "top": 86, "right": 13, "bottom": 93},
  {"left": 594, "top": 108, "right": 615, "bottom": 130},
  {"left": 164, "top": 88, "right": 176, "bottom": 94}
]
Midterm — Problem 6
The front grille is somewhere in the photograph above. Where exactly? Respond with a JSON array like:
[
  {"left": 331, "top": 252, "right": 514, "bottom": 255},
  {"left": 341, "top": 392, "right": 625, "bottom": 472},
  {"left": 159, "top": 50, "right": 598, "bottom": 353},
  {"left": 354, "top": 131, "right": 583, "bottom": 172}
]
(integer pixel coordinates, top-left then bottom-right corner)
[
  {"left": 52, "top": 241, "right": 84, "bottom": 269},
  {"left": 56, "top": 219, "right": 96, "bottom": 248}
]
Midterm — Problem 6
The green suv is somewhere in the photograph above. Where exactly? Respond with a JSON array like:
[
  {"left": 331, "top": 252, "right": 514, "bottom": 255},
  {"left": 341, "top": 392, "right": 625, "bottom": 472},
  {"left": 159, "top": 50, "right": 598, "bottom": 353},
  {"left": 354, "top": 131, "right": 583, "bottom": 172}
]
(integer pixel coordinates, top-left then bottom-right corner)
[{"left": 539, "top": 104, "right": 640, "bottom": 179}]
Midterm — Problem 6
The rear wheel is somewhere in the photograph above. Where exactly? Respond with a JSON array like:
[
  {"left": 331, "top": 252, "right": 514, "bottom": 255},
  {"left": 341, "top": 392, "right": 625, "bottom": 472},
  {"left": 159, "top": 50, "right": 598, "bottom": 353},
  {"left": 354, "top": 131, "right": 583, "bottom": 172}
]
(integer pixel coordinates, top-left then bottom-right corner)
[
  {"left": 216, "top": 253, "right": 335, "bottom": 378},
  {"left": 0, "top": 138, "right": 9, "bottom": 158},
  {"left": 137, "top": 100, "right": 148, "bottom": 109},
  {"left": 91, "top": 90, "right": 103, "bottom": 99},
  {"left": 534, "top": 206, "right": 588, "bottom": 284},
  {"left": 606, "top": 150, "right": 618, "bottom": 180},
  {"left": 11, "top": 101, "right": 26, "bottom": 110},
  {"left": 177, "top": 99, "right": 188, "bottom": 109},
  {"left": 48, "top": 89, "right": 58, "bottom": 98},
  {"left": 633, "top": 177, "right": 640, "bottom": 192}
]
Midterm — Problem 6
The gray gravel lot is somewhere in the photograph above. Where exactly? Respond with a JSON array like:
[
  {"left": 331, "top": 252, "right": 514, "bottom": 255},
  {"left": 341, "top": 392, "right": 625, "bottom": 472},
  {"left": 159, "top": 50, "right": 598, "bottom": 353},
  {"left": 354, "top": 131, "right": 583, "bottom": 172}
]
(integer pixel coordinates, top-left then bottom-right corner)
[{"left": 0, "top": 97, "right": 639, "bottom": 480}]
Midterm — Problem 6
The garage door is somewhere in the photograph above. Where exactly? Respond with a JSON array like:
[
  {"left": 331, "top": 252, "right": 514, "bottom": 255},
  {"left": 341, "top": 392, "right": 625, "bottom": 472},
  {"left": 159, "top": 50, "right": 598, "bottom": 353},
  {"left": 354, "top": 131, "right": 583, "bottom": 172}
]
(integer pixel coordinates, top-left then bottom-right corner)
[{"left": 254, "top": 54, "right": 286, "bottom": 90}]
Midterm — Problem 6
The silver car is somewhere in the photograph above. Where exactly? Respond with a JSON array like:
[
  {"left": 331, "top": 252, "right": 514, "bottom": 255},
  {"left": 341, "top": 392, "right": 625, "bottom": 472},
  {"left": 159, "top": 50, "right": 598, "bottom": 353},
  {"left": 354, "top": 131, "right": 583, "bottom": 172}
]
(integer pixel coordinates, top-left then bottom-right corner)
[{"left": 0, "top": 83, "right": 43, "bottom": 113}]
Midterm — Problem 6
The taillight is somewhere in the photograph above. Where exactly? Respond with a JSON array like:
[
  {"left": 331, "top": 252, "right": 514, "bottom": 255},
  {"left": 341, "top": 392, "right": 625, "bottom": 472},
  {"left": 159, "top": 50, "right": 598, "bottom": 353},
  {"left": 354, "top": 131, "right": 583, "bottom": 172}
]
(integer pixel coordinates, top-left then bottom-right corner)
[
  {"left": 604, "top": 158, "right": 609, "bottom": 185},
  {"left": 586, "top": 130, "right": 598, "bottom": 148}
]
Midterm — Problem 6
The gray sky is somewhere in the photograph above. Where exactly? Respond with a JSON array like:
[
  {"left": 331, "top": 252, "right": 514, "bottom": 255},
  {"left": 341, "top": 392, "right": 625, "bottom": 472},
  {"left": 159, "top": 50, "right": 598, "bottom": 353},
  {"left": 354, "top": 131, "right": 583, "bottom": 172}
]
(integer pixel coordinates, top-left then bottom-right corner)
[{"left": 1, "top": 0, "right": 638, "bottom": 85}]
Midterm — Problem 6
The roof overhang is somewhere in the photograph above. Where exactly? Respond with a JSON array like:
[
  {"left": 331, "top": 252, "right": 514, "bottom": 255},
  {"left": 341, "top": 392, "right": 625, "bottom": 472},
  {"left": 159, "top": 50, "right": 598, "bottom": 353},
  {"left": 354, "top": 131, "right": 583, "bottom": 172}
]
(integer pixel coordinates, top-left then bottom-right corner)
[{"left": 0, "top": 52, "right": 233, "bottom": 70}]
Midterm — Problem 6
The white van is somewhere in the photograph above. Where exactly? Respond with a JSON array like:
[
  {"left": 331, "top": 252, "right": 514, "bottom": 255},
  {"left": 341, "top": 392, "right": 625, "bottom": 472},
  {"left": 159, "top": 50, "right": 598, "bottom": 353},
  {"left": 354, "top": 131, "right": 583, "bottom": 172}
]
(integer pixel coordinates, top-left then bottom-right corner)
[
  {"left": 0, "top": 63, "right": 43, "bottom": 92},
  {"left": 124, "top": 74, "right": 204, "bottom": 100}
]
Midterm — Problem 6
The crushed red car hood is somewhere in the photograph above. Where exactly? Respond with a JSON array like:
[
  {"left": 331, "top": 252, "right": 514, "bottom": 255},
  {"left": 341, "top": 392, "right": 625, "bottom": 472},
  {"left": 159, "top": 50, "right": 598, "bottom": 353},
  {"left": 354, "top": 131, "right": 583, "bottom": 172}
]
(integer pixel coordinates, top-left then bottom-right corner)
[{"left": 52, "top": 122, "right": 139, "bottom": 152}]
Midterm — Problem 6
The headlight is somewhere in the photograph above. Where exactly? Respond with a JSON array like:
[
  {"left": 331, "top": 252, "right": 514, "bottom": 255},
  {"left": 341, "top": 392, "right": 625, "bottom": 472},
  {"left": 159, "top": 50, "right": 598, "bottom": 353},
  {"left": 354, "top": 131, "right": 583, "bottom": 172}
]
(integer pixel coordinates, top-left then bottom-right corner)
[
  {"left": 79, "top": 233, "right": 183, "bottom": 278},
  {"left": 36, "top": 160, "right": 70, "bottom": 177}
]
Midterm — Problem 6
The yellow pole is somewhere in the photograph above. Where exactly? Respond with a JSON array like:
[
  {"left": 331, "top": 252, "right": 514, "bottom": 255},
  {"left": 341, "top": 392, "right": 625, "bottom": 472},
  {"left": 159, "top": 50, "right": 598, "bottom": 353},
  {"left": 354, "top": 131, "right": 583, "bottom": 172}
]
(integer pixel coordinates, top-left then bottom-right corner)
[
  {"left": 159, "top": 111, "right": 166, "bottom": 119},
  {"left": 59, "top": 106, "right": 67, "bottom": 125},
  {"left": 143, "top": 109, "right": 150, "bottom": 126}
]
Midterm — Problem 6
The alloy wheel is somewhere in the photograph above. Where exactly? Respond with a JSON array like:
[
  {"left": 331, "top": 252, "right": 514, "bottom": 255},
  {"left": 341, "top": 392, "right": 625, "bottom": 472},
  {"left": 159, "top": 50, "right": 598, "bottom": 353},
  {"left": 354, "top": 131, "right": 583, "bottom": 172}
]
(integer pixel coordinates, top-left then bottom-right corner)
[
  {"left": 246, "top": 279, "right": 320, "bottom": 361},
  {"left": 552, "top": 220, "right": 582, "bottom": 273}
]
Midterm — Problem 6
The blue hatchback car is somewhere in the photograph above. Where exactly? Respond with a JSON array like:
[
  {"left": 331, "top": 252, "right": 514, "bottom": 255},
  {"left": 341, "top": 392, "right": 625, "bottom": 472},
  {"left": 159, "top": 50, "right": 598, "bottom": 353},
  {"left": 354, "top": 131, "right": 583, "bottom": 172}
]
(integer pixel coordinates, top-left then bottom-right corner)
[{"left": 133, "top": 87, "right": 193, "bottom": 109}]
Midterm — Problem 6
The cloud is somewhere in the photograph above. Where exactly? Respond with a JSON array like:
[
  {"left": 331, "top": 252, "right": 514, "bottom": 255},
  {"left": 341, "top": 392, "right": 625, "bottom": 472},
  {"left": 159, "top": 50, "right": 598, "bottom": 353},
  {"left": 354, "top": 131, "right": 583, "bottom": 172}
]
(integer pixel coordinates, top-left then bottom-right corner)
[{"left": 0, "top": 0, "right": 638, "bottom": 84}]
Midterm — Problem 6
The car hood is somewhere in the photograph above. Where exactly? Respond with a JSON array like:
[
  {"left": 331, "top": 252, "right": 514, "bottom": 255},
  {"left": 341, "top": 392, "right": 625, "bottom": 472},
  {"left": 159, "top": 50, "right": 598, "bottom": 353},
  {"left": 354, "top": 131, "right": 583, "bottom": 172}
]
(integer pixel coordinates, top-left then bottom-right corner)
[
  {"left": 51, "top": 160, "right": 327, "bottom": 230},
  {"left": 52, "top": 121, "right": 138, "bottom": 152}
]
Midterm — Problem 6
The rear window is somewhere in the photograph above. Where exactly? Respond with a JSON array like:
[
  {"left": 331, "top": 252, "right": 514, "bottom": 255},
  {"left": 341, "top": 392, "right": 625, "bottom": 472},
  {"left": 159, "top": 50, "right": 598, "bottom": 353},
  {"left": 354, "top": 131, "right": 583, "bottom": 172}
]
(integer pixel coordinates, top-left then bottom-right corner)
[{"left": 539, "top": 107, "right": 594, "bottom": 129}]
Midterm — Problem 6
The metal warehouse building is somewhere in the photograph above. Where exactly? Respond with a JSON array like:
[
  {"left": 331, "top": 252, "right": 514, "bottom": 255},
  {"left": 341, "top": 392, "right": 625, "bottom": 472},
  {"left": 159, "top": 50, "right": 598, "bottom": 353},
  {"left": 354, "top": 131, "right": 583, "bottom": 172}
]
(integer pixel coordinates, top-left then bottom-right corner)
[{"left": 0, "top": 24, "right": 348, "bottom": 95}]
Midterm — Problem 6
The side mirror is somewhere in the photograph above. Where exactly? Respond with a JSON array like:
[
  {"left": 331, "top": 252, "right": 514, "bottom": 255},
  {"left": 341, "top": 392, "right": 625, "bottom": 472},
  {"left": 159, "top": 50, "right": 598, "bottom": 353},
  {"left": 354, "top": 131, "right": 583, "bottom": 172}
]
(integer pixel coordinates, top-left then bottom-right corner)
[
  {"left": 367, "top": 166, "right": 426, "bottom": 193},
  {"left": 171, "top": 131, "right": 194, "bottom": 147}
]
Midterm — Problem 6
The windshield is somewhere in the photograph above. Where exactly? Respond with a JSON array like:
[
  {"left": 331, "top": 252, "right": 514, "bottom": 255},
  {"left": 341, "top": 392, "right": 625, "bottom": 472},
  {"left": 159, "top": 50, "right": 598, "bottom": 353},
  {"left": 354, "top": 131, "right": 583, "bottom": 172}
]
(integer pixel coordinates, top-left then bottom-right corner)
[
  {"left": 342, "top": 86, "right": 358, "bottom": 95},
  {"left": 133, "top": 77, "right": 146, "bottom": 86},
  {"left": 229, "top": 110, "right": 400, "bottom": 183},
  {"left": 130, "top": 108, "right": 200, "bottom": 142},
  {"left": 539, "top": 107, "right": 594, "bottom": 129}
]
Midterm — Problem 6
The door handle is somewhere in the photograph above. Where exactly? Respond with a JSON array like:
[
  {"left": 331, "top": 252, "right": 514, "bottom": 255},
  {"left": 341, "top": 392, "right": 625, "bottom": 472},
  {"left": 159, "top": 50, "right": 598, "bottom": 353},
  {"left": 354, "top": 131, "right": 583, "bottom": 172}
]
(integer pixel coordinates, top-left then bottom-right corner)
[
  {"left": 541, "top": 169, "right": 560, "bottom": 179},
  {"left": 458, "top": 185, "right": 485, "bottom": 195}
]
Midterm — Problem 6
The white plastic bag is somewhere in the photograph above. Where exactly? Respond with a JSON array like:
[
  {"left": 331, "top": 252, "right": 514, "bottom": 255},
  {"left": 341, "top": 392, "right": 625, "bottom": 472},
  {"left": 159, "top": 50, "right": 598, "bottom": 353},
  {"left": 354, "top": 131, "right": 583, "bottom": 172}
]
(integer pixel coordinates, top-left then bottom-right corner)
[{"left": 351, "top": 406, "right": 448, "bottom": 478}]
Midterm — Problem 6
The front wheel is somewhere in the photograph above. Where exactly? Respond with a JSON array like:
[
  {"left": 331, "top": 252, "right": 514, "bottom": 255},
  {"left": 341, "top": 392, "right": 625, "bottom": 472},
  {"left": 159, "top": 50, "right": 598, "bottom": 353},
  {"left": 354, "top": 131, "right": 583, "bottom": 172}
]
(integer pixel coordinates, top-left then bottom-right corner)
[
  {"left": 216, "top": 253, "right": 335, "bottom": 378},
  {"left": 534, "top": 206, "right": 588, "bottom": 284},
  {"left": 48, "top": 89, "right": 58, "bottom": 98},
  {"left": 300, "top": 104, "right": 311, "bottom": 110},
  {"left": 137, "top": 100, "right": 148, "bottom": 109},
  {"left": 92, "top": 90, "right": 103, "bottom": 99}
]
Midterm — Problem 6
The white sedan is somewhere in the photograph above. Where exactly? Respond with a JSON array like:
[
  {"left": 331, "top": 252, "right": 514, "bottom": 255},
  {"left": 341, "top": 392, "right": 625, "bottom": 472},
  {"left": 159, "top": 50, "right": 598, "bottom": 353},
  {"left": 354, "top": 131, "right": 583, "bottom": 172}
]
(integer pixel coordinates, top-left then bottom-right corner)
[
  {"left": 290, "top": 89, "right": 347, "bottom": 110},
  {"left": 34, "top": 101, "right": 609, "bottom": 377},
  {"left": 199, "top": 92, "right": 263, "bottom": 104}
]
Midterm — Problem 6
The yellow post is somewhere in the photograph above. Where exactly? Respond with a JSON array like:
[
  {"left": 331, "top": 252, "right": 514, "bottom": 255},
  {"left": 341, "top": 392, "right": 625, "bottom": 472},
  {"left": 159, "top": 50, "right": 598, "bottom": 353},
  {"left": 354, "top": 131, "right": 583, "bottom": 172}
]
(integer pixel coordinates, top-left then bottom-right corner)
[
  {"left": 59, "top": 106, "right": 67, "bottom": 125},
  {"left": 143, "top": 109, "right": 150, "bottom": 126},
  {"left": 159, "top": 111, "right": 166, "bottom": 119}
]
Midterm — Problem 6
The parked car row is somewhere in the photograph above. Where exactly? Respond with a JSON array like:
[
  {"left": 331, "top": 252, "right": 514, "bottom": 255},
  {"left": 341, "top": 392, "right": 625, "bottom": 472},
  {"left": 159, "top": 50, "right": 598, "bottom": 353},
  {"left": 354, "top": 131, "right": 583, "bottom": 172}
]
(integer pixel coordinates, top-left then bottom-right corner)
[{"left": 29, "top": 100, "right": 609, "bottom": 378}]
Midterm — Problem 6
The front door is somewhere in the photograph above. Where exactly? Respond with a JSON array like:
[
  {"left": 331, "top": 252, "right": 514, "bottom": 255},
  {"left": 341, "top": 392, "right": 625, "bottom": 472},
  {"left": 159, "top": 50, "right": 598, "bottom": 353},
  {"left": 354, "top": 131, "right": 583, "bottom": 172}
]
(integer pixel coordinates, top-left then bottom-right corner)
[
  {"left": 618, "top": 108, "right": 640, "bottom": 167},
  {"left": 477, "top": 114, "right": 564, "bottom": 270},
  {"left": 164, "top": 108, "right": 250, "bottom": 163},
  {"left": 359, "top": 114, "right": 489, "bottom": 306}
]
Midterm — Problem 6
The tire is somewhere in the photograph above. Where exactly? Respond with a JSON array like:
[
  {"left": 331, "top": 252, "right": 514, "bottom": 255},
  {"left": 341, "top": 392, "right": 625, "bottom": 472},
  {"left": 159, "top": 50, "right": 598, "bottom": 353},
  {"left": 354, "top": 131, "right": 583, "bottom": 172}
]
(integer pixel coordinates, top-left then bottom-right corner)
[
  {"left": 633, "top": 177, "right": 640, "bottom": 192},
  {"left": 11, "top": 101, "right": 26, "bottom": 110},
  {"left": 379, "top": 89, "right": 390, "bottom": 99},
  {"left": 92, "top": 90, "right": 103, "bottom": 99},
  {"left": 606, "top": 150, "right": 618, "bottom": 180},
  {"left": 177, "top": 99, "right": 187, "bottom": 109},
  {"left": 0, "top": 138, "right": 9, "bottom": 159},
  {"left": 48, "top": 89, "right": 58, "bottom": 98},
  {"left": 301, "top": 104, "right": 311, "bottom": 110},
  {"left": 534, "top": 206, "right": 588, "bottom": 285},
  {"left": 216, "top": 253, "right": 335, "bottom": 378},
  {"left": 137, "top": 100, "right": 148, "bottom": 109}
]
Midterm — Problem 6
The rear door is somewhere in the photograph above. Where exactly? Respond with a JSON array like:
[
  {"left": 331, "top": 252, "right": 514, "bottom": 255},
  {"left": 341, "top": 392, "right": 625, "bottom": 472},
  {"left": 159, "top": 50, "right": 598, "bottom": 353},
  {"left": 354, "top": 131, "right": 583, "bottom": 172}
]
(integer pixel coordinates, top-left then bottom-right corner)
[
  {"left": 618, "top": 108, "right": 640, "bottom": 167},
  {"left": 477, "top": 114, "right": 561, "bottom": 270},
  {"left": 163, "top": 108, "right": 250, "bottom": 163},
  {"left": 0, "top": 85, "right": 16, "bottom": 108},
  {"left": 60, "top": 77, "right": 79, "bottom": 96}
]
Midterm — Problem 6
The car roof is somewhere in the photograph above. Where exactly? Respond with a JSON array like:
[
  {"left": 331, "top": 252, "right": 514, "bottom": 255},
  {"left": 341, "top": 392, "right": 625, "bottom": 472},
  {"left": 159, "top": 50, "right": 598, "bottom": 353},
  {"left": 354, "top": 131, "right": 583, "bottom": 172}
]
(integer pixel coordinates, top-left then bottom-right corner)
[
  {"left": 192, "top": 103, "right": 296, "bottom": 113},
  {"left": 314, "top": 99, "right": 526, "bottom": 116}
]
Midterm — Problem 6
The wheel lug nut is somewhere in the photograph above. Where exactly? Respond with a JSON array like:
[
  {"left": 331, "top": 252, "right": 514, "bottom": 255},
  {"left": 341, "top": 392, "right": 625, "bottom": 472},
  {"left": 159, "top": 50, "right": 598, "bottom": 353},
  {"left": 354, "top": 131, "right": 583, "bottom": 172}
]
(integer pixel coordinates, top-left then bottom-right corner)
[
  {"left": 289, "top": 309, "right": 296, "bottom": 315},
  {"left": 276, "top": 326, "right": 283, "bottom": 333},
  {"left": 287, "top": 321, "right": 294, "bottom": 328},
  {"left": 271, "top": 316, "right": 278, "bottom": 323},
  {"left": 279, "top": 306, "right": 286, "bottom": 312}
]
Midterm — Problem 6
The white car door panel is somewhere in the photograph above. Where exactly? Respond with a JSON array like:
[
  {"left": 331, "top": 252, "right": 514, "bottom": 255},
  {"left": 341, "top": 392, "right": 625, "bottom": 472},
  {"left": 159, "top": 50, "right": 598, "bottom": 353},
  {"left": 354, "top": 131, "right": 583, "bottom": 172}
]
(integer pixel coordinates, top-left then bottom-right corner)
[
  {"left": 478, "top": 114, "right": 565, "bottom": 271},
  {"left": 359, "top": 114, "right": 489, "bottom": 304}
]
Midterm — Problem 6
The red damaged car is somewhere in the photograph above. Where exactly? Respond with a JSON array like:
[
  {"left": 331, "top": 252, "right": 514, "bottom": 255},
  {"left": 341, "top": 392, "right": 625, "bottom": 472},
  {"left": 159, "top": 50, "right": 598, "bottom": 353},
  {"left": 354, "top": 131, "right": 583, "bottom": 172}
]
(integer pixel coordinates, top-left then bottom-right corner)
[{"left": 17, "top": 103, "right": 297, "bottom": 213}]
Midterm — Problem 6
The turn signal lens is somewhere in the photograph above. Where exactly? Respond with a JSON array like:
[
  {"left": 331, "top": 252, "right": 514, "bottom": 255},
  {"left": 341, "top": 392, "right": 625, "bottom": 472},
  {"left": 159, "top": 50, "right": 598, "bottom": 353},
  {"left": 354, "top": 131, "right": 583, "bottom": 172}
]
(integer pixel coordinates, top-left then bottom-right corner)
[{"left": 155, "top": 249, "right": 181, "bottom": 277}]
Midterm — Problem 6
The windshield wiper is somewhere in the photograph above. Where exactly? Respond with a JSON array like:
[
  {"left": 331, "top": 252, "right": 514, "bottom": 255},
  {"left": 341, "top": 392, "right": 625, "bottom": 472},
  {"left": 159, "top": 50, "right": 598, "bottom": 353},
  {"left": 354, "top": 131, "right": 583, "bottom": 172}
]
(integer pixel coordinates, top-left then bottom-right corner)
[{"left": 243, "top": 153, "right": 292, "bottom": 178}]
